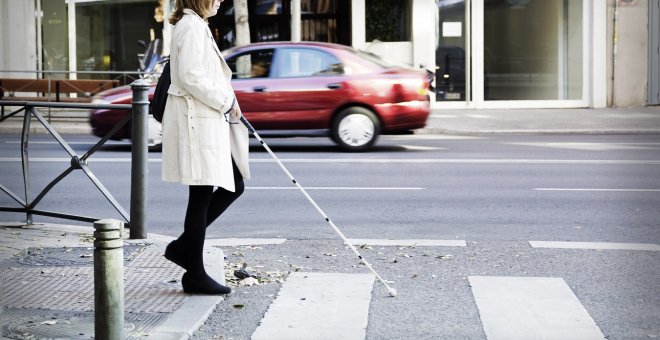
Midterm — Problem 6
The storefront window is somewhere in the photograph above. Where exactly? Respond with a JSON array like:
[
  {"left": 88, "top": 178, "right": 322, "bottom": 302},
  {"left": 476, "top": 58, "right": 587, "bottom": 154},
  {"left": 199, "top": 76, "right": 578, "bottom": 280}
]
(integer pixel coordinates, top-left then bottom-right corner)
[
  {"left": 366, "top": 0, "right": 411, "bottom": 42},
  {"left": 75, "top": 1, "right": 160, "bottom": 76},
  {"left": 484, "top": 0, "right": 583, "bottom": 100}
]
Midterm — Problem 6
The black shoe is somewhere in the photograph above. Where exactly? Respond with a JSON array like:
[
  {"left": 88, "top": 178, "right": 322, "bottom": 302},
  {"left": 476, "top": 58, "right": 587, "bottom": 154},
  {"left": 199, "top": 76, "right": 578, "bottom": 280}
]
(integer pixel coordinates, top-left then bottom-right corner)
[
  {"left": 164, "top": 240, "right": 188, "bottom": 270},
  {"left": 181, "top": 272, "right": 231, "bottom": 295}
]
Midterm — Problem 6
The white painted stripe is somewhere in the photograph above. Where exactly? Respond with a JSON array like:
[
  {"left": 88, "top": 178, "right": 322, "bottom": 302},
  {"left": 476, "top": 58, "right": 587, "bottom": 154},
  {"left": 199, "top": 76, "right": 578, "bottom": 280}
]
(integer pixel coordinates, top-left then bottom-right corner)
[
  {"left": 252, "top": 272, "right": 374, "bottom": 340},
  {"left": 400, "top": 145, "right": 445, "bottom": 151},
  {"left": 466, "top": 114, "right": 491, "bottom": 119},
  {"left": 5, "top": 141, "right": 98, "bottom": 145},
  {"left": 205, "top": 238, "right": 287, "bottom": 246},
  {"left": 0, "top": 157, "right": 160, "bottom": 162},
  {"left": 469, "top": 276, "right": 606, "bottom": 340},
  {"left": 535, "top": 188, "right": 660, "bottom": 192},
  {"left": 430, "top": 114, "right": 458, "bottom": 119},
  {"left": 506, "top": 142, "right": 660, "bottom": 151},
  {"left": 529, "top": 241, "right": 660, "bottom": 251},
  {"left": 248, "top": 158, "right": 660, "bottom": 165},
  {"left": 348, "top": 239, "right": 466, "bottom": 247},
  {"left": 246, "top": 186, "right": 423, "bottom": 190},
  {"left": 1, "top": 157, "right": 659, "bottom": 165},
  {"left": 384, "top": 134, "right": 479, "bottom": 140}
]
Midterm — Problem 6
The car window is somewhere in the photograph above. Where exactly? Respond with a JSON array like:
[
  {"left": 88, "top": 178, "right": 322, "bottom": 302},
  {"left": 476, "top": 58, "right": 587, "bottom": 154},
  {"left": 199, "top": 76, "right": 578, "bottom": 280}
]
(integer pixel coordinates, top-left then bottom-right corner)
[
  {"left": 275, "top": 48, "right": 344, "bottom": 78},
  {"left": 227, "top": 49, "right": 275, "bottom": 79}
]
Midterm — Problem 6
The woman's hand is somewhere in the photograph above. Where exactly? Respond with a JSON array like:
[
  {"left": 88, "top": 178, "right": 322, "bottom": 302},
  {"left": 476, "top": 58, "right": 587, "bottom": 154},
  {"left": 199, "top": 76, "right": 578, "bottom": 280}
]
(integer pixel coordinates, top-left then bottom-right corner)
[{"left": 228, "top": 101, "right": 242, "bottom": 123}]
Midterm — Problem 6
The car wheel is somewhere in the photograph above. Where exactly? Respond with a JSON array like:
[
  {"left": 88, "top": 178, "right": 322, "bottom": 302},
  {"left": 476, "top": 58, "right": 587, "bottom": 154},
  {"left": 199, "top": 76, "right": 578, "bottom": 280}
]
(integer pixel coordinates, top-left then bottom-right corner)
[{"left": 331, "top": 107, "right": 380, "bottom": 152}]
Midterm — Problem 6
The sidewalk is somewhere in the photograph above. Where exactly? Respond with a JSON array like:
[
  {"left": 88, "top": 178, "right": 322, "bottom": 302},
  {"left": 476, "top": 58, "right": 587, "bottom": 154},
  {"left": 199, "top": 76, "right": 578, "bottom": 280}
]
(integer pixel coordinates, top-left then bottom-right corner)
[{"left": 0, "top": 222, "right": 226, "bottom": 339}]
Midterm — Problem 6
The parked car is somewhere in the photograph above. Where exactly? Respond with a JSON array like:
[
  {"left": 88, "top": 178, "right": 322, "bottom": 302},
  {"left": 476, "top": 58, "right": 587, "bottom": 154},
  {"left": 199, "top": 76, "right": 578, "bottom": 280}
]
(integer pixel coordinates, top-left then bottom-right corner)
[{"left": 89, "top": 41, "right": 432, "bottom": 151}]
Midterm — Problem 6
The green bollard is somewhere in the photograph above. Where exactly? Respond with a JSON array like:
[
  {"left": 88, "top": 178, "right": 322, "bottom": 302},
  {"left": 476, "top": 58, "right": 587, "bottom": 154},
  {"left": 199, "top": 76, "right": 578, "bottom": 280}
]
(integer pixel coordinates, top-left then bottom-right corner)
[{"left": 94, "top": 219, "right": 124, "bottom": 340}]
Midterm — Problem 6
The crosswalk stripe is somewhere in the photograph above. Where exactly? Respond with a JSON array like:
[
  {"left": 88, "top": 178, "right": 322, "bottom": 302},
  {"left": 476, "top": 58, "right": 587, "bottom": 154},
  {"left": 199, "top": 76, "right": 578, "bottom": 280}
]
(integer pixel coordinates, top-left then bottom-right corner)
[
  {"left": 348, "top": 239, "right": 466, "bottom": 247},
  {"left": 469, "top": 276, "right": 606, "bottom": 340},
  {"left": 529, "top": 241, "right": 660, "bottom": 251},
  {"left": 205, "top": 238, "right": 287, "bottom": 246},
  {"left": 251, "top": 272, "right": 374, "bottom": 340}
]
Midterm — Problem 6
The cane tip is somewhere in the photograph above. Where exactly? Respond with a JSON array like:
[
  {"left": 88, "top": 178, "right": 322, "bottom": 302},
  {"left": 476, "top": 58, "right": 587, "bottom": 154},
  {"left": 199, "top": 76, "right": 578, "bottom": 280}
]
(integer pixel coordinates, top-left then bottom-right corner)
[{"left": 388, "top": 288, "right": 397, "bottom": 297}]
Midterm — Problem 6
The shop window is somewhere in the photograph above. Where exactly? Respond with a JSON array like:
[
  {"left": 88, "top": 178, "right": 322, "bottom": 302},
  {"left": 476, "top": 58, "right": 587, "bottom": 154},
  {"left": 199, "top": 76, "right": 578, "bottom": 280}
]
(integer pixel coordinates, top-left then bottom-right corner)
[{"left": 365, "top": 0, "right": 411, "bottom": 42}]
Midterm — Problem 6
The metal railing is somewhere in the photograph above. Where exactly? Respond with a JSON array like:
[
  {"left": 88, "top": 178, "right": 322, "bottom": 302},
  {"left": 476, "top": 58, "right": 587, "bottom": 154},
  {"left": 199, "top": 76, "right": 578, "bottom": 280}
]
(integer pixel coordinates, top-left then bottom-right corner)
[
  {"left": 0, "top": 69, "right": 159, "bottom": 86},
  {"left": 0, "top": 79, "right": 150, "bottom": 239}
]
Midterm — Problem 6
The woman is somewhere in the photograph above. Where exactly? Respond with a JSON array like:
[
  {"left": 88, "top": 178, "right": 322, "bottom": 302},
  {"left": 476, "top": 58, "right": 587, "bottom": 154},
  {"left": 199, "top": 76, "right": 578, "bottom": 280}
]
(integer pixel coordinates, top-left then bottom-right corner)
[{"left": 162, "top": 0, "right": 250, "bottom": 295}]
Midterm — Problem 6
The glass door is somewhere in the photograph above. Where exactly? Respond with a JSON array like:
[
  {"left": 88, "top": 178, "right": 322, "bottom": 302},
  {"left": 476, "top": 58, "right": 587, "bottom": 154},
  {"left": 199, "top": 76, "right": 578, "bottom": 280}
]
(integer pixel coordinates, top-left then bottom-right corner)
[
  {"left": 434, "top": 0, "right": 588, "bottom": 108},
  {"left": 482, "top": 0, "right": 583, "bottom": 102},
  {"left": 435, "top": 0, "right": 468, "bottom": 103}
]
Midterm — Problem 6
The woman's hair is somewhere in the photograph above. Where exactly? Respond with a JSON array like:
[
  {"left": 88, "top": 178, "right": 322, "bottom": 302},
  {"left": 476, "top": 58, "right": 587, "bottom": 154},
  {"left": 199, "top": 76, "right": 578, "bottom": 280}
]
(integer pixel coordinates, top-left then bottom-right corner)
[{"left": 169, "top": 0, "right": 213, "bottom": 25}]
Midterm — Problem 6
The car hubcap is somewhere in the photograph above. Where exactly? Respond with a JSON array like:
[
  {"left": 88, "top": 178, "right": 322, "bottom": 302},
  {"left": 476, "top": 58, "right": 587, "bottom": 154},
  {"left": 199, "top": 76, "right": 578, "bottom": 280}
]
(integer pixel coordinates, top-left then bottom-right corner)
[{"left": 338, "top": 113, "right": 375, "bottom": 147}]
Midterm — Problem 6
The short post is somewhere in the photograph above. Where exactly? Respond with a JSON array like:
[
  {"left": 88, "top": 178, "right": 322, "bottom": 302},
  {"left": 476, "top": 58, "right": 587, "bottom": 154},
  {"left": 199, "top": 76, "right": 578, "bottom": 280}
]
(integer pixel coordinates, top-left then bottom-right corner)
[
  {"left": 94, "top": 219, "right": 124, "bottom": 340},
  {"left": 130, "top": 79, "right": 149, "bottom": 239}
]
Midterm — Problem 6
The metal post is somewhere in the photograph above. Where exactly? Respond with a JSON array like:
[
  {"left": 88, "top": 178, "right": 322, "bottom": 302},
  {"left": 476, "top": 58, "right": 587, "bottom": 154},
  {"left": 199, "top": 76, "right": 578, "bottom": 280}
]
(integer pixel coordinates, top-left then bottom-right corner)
[
  {"left": 94, "top": 219, "right": 124, "bottom": 340},
  {"left": 130, "top": 79, "right": 149, "bottom": 239},
  {"left": 21, "top": 106, "right": 32, "bottom": 225}
]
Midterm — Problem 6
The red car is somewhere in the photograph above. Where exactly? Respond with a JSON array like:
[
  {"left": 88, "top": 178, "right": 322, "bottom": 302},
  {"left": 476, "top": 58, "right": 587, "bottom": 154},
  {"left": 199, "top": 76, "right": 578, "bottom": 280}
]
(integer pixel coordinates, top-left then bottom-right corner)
[{"left": 90, "top": 41, "right": 432, "bottom": 151}]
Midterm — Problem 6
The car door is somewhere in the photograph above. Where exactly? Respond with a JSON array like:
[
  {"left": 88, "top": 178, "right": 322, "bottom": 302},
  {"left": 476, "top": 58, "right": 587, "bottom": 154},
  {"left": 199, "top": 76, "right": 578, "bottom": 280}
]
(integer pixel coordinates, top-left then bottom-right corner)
[
  {"left": 226, "top": 48, "right": 276, "bottom": 125},
  {"left": 264, "top": 47, "right": 349, "bottom": 130}
]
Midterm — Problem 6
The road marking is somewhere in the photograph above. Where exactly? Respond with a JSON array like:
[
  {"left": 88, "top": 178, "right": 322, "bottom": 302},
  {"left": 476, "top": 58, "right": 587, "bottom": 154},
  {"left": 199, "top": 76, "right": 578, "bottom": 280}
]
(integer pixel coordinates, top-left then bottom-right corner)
[
  {"left": 348, "top": 239, "right": 466, "bottom": 247},
  {"left": 506, "top": 142, "right": 660, "bottom": 151},
  {"left": 4, "top": 141, "right": 99, "bottom": 145},
  {"left": 399, "top": 145, "right": 445, "bottom": 151},
  {"left": 2, "top": 157, "right": 659, "bottom": 165},
  {"left": 251, "top": 272, "right": 374, "bottom": 340},
  {"left": 249, "top": 158, "right": 660, "bottom": 165},
  {"left": 205, "top": 238, "right": 287, "bottom": 246},
  {"left": 246, "top": 186, "right": 424, "bottom": 190},
  {"left": 535, "top": 188, "right": 660, "bottom": 192},
  {"left": 466, "top": 114, "right": 492, "bottom": 119},
  {"left": 383, "top": 134, "right": 480, "bottom": 140},
  {"left": 469, "top": 276, "right": 606, "bottom": 340},
  {"left": 430, "top": 114, "right": 458, "bottom": 119},
  {"left": 529, "top": 241, "right": 660, "bottom": 251}
]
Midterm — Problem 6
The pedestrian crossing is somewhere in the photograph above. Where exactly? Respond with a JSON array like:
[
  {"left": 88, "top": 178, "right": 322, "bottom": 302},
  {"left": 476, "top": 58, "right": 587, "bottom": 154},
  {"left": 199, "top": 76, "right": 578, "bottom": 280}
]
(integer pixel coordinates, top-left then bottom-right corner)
[
  {"left": 469, "top": 276, "right": 606, "bottom": 340},
  {"left": 213, "top": 238, "right": 659, "bottom": 339},
  {"left": 251, "top": 272, "right": 374, "bottom": 340}
]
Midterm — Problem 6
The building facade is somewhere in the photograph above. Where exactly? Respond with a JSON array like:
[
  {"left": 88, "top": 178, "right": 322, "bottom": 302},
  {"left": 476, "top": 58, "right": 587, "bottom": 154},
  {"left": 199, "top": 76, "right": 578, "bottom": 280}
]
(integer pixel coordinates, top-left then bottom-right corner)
[{"left": 1, "top": 0, "right": 657, "bottom": 109}]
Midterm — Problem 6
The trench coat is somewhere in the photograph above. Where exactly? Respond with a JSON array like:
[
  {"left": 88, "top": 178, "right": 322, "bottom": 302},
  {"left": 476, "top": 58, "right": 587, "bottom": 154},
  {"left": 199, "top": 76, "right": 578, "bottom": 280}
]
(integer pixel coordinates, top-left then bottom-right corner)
[{"left": 162, "top": 9, "right": 250, "bottom": 191}]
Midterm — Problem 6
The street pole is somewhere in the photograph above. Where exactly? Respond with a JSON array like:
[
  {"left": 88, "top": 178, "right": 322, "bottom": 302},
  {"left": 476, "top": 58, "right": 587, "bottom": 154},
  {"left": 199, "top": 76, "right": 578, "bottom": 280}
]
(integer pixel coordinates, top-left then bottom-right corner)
[
  {"left": 94, "top": 219, "right": 124, "bottom": 340},
  {"left": 130, "top": 79, "right": 149, "bottom": 239}
]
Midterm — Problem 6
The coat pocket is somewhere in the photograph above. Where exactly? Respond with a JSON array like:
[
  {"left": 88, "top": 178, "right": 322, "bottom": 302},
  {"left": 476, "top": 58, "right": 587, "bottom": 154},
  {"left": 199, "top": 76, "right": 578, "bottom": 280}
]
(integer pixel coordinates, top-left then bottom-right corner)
[{"left": 193, "top": 116, "right": 227, "bottom": 149}]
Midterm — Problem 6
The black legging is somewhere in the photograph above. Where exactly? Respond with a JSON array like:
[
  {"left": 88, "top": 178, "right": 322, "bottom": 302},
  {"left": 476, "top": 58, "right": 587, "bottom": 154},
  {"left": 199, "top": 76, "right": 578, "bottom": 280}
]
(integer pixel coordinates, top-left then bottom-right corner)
[{"left": 179, "top": 160, "right": 244, "bottom": 276}]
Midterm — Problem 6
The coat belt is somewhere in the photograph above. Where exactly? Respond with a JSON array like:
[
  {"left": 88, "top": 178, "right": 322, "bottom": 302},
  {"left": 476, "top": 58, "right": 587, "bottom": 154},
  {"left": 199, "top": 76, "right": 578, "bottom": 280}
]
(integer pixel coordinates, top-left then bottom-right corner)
[{"left": 168, "top": 84, "right": 202, "bottom": 180}]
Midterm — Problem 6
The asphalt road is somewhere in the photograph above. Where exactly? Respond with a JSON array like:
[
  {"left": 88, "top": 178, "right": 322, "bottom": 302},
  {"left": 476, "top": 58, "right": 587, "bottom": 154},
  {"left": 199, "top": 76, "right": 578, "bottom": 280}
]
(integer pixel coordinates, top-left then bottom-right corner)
[{"left": 1, "top": 132, "right": 659, "bottom": 339}]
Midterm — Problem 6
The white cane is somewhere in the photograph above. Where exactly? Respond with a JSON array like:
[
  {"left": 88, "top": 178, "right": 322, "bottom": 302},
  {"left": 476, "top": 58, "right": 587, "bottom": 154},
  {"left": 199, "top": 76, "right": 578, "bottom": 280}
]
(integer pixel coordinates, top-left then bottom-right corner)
[{"left": 240, "top": 116, "right": 397, "bottom": 297}]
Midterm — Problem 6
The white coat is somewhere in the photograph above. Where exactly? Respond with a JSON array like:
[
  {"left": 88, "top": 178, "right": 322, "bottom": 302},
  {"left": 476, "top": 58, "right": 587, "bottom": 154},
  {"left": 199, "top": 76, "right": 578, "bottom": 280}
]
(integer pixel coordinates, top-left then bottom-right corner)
[{"left": 162, "top": 9, "right": 250, "bottom": 191}]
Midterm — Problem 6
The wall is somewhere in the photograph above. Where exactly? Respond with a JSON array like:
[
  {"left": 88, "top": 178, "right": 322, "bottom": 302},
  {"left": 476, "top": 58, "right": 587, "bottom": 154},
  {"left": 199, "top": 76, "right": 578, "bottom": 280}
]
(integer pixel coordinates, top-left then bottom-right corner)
[
  {"left": 0, "top": 0, "right": 37, "bottom": 77},
  {"left": 607, "top": 0, "right": 649, "bottom": 107}
]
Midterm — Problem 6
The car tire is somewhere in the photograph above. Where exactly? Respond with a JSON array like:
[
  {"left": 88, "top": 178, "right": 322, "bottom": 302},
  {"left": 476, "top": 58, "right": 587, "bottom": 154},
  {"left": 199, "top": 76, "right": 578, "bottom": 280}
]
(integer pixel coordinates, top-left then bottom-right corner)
[{"left": 331, "top": 107, "right": 380, "bottom": 152}]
